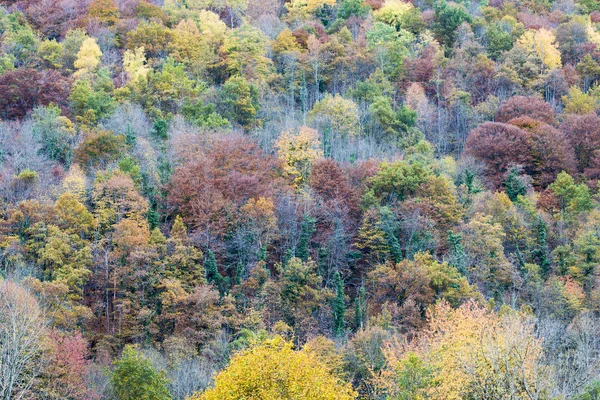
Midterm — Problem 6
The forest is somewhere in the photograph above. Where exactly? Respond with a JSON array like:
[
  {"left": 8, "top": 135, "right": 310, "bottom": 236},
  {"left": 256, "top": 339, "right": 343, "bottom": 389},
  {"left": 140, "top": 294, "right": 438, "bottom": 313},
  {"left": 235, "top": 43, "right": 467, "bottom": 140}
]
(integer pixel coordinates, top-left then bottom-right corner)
[{"left": 1, "top": 0, "right": 600, "bottom": 398}]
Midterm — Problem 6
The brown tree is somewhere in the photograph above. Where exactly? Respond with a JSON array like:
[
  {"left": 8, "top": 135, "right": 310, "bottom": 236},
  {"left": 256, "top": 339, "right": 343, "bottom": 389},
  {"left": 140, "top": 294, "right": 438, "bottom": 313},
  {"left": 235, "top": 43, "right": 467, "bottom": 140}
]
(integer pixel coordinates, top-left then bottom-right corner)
[
  {"left": 495, "top": 96, "right": 556, "bottom": 125},
  {"left": 0, "top": 69, "right": 71, "bottom": 120},
  {"left": 561, "top": 113, "right": 600, "bottom": 173}
]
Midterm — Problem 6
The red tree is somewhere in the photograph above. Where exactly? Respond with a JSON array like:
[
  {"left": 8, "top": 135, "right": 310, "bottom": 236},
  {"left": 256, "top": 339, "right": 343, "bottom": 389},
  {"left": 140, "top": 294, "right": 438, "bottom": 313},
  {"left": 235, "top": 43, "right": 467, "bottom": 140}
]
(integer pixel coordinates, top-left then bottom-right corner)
[
  {"left": 465, "top": 119, "right": 576, "bottom": 188},
  {"left": 167, "top": 135, "right": 283, "bottom": 244},
  {"left": 0, "top": 69, "right": 71, "bottom": 120},
  {"left": 465, "top": 122, "right": 533, "bottom": 187},
  {"left": 561, "top": 113, "right": 600, "bottom": 173},
  {"left": 495, "top": 96, "right": 556, "bottom": 125}
]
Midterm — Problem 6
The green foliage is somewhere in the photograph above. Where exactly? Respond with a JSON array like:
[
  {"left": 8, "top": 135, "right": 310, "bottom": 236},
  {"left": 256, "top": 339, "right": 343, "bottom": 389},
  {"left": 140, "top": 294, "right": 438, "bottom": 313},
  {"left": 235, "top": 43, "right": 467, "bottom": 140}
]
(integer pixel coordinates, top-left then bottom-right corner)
[
  {"left": 433, "top": 0, "right": 472, "bottom": 50},
  {"left": 111, "top": 345, "right": 171, "bottom": 400},
  {"left": 550, "top": 171, "right": 594, "bottom": 217},
  {"left": 332, "top": 271, "right": 345, "bottom": 336},
  {"left": 219, "top": 76, "right": 259, "bottom": 130},
  {"left": 503, "top": 167, "right": 527, "bottom": 202}
]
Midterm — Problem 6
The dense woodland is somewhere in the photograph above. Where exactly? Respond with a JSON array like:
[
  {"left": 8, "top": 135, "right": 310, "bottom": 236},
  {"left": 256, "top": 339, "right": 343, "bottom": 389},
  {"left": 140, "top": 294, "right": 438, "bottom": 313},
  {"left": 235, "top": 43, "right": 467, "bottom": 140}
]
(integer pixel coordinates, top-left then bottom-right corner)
[{"left": 2, "top": 0, "right": 600, "bottom": 398}]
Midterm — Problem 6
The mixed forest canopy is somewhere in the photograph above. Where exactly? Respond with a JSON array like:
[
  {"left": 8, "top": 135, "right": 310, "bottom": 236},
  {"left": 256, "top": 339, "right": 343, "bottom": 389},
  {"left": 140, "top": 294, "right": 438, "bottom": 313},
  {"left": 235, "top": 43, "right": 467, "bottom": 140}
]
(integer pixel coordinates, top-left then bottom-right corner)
[{"left": 1, "top": 0, "right": 600, "bottom": 398}]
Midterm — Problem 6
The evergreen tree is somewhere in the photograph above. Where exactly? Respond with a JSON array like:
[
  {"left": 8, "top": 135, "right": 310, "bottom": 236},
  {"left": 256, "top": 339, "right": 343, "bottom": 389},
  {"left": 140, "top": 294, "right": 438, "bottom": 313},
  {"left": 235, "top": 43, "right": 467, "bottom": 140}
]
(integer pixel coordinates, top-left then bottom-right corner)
[
  {"left": 297, "top": 215, "right": 316, "bottom": 261},
  {"left": 205, "top": 250, "right": 223, "bottom": 293},
  {"left": 503, "top": 167, "right": 527, "bottom": 202},
  {"left": 532, "top": 216, "right": 550, "bottom": 276},
  {"left": 333, "top": 271, "right": 346, "bottom": 336}
]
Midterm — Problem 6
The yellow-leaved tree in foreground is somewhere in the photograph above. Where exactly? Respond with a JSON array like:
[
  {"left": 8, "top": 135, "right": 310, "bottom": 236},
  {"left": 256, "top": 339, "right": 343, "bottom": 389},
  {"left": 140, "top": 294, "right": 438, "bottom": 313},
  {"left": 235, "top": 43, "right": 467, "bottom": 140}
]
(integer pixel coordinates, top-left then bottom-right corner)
[
  {"left": 381, "top": 301, "right": 553, "bottom": 400},
  {"left": 190, "top": 336, "right": 357, "bottom": 400}
]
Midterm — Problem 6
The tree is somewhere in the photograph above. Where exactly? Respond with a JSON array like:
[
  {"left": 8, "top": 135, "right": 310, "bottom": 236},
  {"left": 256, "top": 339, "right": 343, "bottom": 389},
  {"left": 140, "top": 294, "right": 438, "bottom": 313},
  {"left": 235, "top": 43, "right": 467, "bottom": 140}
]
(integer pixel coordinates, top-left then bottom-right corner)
[
  {"left": 36, "top": 330, "right": 97, "bottom": 400},
  {"left": 309, "top": 94, "right": 360, "bottom": 139},
  {"left": 332, "top": 271, "right": 346, "bottom": 337},
  {"left": 88, "top": 0, "right": 120, "bottom": 26},
  {"left": 31, "top": 105, "right": 76, "bottom": 165},
  {"left": 111, "top": 345, "right": 171, "bottom": 400},
  {"left": 549, "top": 171, "right": 594, "bottom": 217},
  {"left": 123, "top": 47, "right": 150, "bottom": 84},
  {"left": 466, "top": 120, "right": 576, "bottom": 188},
  {"left": 0, "top": 68, "right": 71, "bottom": 119},
  {"left": 495, "top": 95, "right": 556, "bottom": 124},
  {"left": 191, "top": 336, "right": 356, "bottom": 399},
  {"left": 74, "top": 130, "right": 126, "bottom": 169},
  {"left": 563, "top": 86, "right": 596, "bottom": 115},
  {"left": 517, "top": 28, "right": 562, "bottom": 71},
  {"left": 73, "top": 38, "right": 102, "bottom": 76},
  {"left": 204, "top": 250, "right": 223, "bottom": 292},
  {"left": 0, "top": 280, "right": 46, "bottom": 400},
  {"left": 126, "top": 22, "right": 172, "bottom": 59},
  {"left": 275, "top": 126, "right": 322, "bottom": 189},
  {"left": 383, "top": 302, "right": 552, "bottom": 399},
  {"left": 219, "top": 24, "right": 273, "bottom": 83},
  {"left": 561, "top": 113, "right": 600, "bottom": 173},
  {"left": 218, "top": 76, "right": 259, "bottom": 130},
  {"left": 503, "top": 167, "right": 527, "bottom": 202},
  {"left": 433, "top": 0, "right": 472, "bottom": 50},
  {"left": 367, "top": 252, "right": 480, "bottom": 330}
]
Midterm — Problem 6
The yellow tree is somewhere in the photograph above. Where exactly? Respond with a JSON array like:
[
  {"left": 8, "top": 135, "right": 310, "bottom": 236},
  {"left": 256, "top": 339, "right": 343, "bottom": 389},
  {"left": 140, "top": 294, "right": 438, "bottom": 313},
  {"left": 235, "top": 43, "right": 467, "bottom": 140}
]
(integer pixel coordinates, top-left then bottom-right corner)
[
  {"left": 517, "top": 28, "right": 561, "bottom": 71},
  {"left": 383, "top": 302, "right": 552, "bottom": 400},
  {"left": 88, "top": 0, "right": 120, "bottom": 26},
  {"left": 61, "top": 164, "right": 87, "bottom": 201},
  {"left": 169, "top": 19, "right": 203, "bottom": 65},
  {"left": 285, "top": 0, "right": 336, "bottom": 23},
  {"left": 123, "top": 47, "right": 149, "bottom": 83},
  {"left": 192, "top": 336, "right": 357, "bottom": 399},
  {"left": 562, "top": 86, "right": 596, "bottom": 114},
  {"left": 309, "top": 94, "right": 360, "bottom": 138},
  {"left": 275, "top": 126, "right": 322, "bottom": 188},
  {"left": 74, "top": 38, "right": 102, "bottom": 76}
]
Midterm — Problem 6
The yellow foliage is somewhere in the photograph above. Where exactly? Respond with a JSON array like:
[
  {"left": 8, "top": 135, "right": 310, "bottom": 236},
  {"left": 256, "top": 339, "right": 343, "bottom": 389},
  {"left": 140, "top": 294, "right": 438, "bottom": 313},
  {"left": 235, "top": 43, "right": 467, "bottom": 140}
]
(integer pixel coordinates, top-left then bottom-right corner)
[
  {"left": 170, "top": 19, "right": 203, "bottom": 64},
  {"left": 285, "top": 0, "right": 336, "bottom": 22},
  {"left": 275, "top": 126, "right": 322, "bottom": 188},
  {"left": 517, "top": 28, "right": 561, "bottom": 70},
  {"left": 273, "top": 28, "right": 302, "bottom": 54},
  {"left": 61, "top": 164, "right": 86, "bottom": 201},
  {"left": 123, "top": 47, "right": 149, "bottom": 83},
  {"left": 74, "top": 38, "right": 102, "bottom": 75},
  {"left": 588, "top": 21, "right": 600, "bottom": 47},
  {"left": 308, "top": 94, "right": 360, "bottom": 137},
  {"left": 191, "top": 336, "right": 357, "bottom": 399},
  {"left": 562, "top": 86, "right": 596, "bottom": 114},
  {"left": 383, "top": 301, "right": 552, "bottom": 399},
  {"left": 374, "top": 0, "right": 414, "bottom": 26}
]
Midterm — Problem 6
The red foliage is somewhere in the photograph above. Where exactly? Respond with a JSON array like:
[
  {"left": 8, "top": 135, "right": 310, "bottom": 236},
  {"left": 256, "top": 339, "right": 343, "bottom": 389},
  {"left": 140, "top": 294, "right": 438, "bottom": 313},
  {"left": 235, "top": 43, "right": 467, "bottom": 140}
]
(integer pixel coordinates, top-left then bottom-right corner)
[
  {"left": 42, "top": 330, "right": 99, "bottom": 400},
  {"left": 167, "top": 135, "right": 283, "bottom": 241},
  {"left": 509, "top": 117, "right": 576, "bottom": 187},
  {"left": 406, "top": 46, "right": 435, "bottom": 83},
  {"left": 310, "top": 159, "right": 361, "bottom": 243},
  {"left": 0, "top": 69, "right": 71, "bottom": 120},
  {"left": 592, "top": 11, "right": 600, "bottom": 23},
  {"left": 25, "top": 0, "right": 89, "bottom": 38},
  {"left": 466, "top": 119, "right": 576, "bottom": 188},
  {"left": 365, "top": 0, "right": 384, "bottom": 9},
  {"left": 561, "top": 113, "right": 600, "bottom": 173},
  {"left": 495, "top": 96, "right": 556, "bottom": 125}
]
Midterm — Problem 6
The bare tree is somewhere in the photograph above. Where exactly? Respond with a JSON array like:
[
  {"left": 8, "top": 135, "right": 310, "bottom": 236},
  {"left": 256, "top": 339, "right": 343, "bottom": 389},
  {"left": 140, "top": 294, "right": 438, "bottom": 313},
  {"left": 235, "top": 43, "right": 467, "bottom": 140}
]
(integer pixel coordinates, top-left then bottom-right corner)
[{"left": 0, "top": 280, "right": 46, "bottom": 400}]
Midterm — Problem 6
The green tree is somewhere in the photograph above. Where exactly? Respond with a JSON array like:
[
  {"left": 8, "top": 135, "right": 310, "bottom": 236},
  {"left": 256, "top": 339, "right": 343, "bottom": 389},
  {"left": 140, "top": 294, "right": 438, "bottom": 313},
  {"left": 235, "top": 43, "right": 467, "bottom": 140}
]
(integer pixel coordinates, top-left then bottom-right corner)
[
  {"left": 332, "top": 271, "right": 346, "bottom": 336},
  {"left": 219, "top": 76, "right": 259, "bottom": 130},
  {"left": 204, "top": 250, "right": 224, "bottom": 293},
  {"left": 503, "top": 167, "right": 527, "bottom": 202},
  {"left": 433, "top": 0, "right": 472, "bottom": 51},
  {"left": 111, "top": 345, "right": 171, "bottom": 400}
]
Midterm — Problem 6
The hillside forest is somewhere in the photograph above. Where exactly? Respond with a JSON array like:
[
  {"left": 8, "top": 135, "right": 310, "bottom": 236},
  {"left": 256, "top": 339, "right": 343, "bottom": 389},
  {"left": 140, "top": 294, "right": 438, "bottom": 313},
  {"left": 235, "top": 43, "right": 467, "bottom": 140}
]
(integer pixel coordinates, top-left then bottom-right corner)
[{"left": 2, "top": 0, "right": 600, "bottom": 398}]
